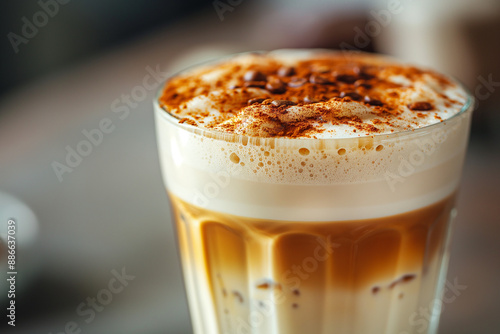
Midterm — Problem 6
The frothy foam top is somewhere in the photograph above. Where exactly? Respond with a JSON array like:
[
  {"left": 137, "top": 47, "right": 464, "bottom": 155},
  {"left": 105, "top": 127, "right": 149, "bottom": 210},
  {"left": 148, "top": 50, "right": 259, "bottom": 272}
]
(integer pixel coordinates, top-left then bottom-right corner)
[{"left": 159, "top": 50, "right": 467, "bottom": 138}]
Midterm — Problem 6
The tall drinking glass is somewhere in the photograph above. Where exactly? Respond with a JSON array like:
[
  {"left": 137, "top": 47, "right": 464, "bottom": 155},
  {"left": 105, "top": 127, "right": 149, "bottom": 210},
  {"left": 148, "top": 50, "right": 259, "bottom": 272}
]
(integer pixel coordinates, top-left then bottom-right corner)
[{"left": 154, "top": 52, "right": 473, "bottom": 334}]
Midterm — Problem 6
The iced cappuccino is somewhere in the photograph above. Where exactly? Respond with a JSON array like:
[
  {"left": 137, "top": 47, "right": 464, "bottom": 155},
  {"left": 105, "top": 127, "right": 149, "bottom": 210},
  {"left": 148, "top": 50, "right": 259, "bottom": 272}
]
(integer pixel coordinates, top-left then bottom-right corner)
[{"left": 154, "top": 50, "right": 473, "bottom": 334}]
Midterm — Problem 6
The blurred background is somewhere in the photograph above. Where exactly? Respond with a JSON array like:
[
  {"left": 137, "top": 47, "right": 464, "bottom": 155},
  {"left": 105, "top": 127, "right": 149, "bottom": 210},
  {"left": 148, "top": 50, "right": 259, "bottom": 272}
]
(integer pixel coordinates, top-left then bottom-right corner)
[{"left": 0, "top": 0, "right": 499, "bottom": 333}]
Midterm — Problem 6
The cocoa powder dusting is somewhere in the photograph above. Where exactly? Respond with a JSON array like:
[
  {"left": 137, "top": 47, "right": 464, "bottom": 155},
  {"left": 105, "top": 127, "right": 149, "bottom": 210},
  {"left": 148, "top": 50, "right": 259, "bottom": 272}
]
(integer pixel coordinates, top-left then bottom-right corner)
[{"left": 158, "top": 52, "right": 463, "bottom": 138}]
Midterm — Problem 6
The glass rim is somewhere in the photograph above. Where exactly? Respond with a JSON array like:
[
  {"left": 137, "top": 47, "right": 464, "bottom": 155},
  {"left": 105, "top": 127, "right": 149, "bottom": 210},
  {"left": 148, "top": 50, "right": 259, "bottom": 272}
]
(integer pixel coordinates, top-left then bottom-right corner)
[{"left": 154, "top": 50, "right": 475, "bottom": 144}]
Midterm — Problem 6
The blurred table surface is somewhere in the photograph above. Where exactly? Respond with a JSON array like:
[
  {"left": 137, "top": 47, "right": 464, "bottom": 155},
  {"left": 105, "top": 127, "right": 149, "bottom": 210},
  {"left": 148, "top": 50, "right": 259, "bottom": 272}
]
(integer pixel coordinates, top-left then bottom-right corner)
[{"left": 1, "top": 11, "right": 499, "bottom": 334}]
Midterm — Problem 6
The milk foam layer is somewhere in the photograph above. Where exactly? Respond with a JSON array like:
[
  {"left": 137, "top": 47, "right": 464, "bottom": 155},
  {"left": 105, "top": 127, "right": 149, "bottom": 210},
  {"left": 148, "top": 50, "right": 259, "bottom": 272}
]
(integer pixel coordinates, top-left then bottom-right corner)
[
  {"left": 159, "top": 50, "right": 467, "bottom": 139},
  {"left": 155, "top": 102, "right": 471, "bottom": 221},
  {"left": 155, "top": 50, "right": 473, "bottom": 221}
]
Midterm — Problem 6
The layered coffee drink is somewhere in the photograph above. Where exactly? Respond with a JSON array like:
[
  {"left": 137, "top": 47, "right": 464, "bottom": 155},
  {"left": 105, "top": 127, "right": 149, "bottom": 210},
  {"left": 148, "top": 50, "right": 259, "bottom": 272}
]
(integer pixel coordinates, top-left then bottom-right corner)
[{"left": 154, "top": 50, "right": 473, "bottom": 334}]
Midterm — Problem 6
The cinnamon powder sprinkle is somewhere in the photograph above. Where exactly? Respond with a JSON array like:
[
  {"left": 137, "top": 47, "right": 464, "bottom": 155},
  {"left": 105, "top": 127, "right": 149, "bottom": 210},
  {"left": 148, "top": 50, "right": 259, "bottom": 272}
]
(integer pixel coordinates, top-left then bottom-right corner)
[
  {"left": 158, "top": 51, "right": 465, "bottom": 138},
  {"left": 178, "top": 118, "right": 197, "bottom": 126}
]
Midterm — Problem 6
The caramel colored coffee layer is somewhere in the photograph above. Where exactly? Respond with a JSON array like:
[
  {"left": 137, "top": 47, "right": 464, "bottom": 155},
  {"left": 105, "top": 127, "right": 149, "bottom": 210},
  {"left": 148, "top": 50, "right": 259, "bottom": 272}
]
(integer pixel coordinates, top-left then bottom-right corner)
[{"left": 171, "top": 194, "right": 455, "bottom": 333}]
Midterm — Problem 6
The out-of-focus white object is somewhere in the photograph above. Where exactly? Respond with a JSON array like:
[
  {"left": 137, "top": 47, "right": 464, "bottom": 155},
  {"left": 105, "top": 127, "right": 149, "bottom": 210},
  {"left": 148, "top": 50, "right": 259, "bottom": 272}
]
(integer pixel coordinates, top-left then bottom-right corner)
[
  {"left": 0, "top": 192, "right": 40, "bottom": 299},
  {"left": 376, "top": 0, "right": 500, "bottom": 90}
]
